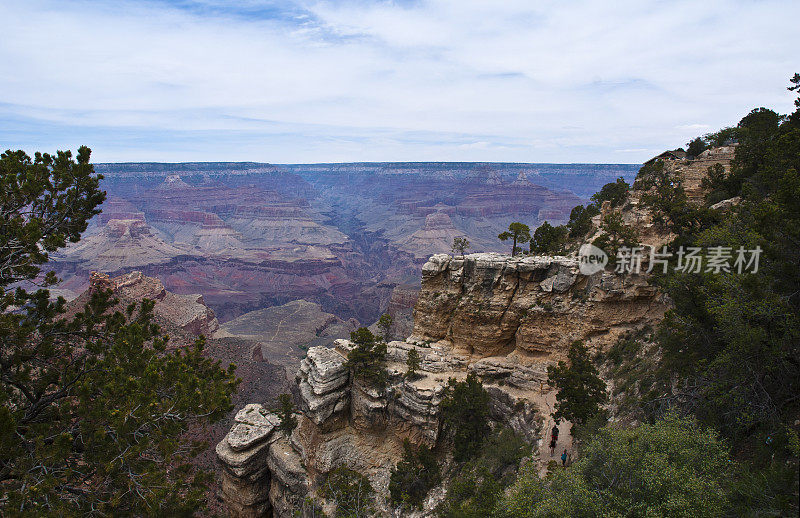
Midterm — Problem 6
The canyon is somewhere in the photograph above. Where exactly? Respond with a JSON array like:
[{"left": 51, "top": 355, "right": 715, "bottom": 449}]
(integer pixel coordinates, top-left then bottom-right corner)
[
  {"left": 212, "top": 147, "right": 739, "bottom": 517},
  {"left": 215, "top": 252, "right": 669, "bottom": 517},
  {"left": 50, "top": 162, "right": 638, "bottom": 327}
]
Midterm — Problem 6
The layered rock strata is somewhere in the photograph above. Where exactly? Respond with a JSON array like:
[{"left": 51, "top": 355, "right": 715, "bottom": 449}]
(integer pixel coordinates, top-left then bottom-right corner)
[
  {"left": 411, "top": 253, "right": 665, "bottom": 361},
  {"left": 218, "top": 253, "right": 667, "bottom": 517}
]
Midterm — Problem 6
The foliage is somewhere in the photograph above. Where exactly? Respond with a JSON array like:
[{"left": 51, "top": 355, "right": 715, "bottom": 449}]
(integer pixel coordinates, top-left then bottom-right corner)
[
  {"left": 389, "top": 439, "right": 440, "bottom": 510},
  {"left": 635, "top": 159, "right": 697, "bottom": 232},
  {"left": 648, "top": 81, "right": 800, "bottom": 451},
  {"left": 405, "top": 349, "right": 421, "bottom": 379},
  {"left": 495, "top": 413, "right": 732, "bottom": 518},
  {"left": 529, "top": 221, "right": 568, "bottom": 255},
  {"left": 498, "top": 222, "right": 531, "bottom": 256},
  {"left": 789, "top": 72, "right": 800, "bottom": 125},
  {"left": 724, "top": 107, "right": 785, "bottom": 196},
  {"left": 703, "top": 126, "right": 739, "bottom": 147},
  {"left": 547, "top": 341, "right": 607, "bottom": 428},
  {"left": 276, "top": 393, "right": 298, "bottom": 435},
  {"left": 437, "top": 427, "right": 530, "bottom": 517},
  {"left": 566, "top": 204, "right": 599, "bottom": 239},
  {"left": 590, "top": 177, "right": 630, "bottom": 208},
  {"left": 0, "top": 147, "right": 105, "bottom": 288},
  {"left": 345, "top": 327, "right": 387, "bottom": 389},
  {"left": 700, "top": 162, "right": 730, "bottom": 205},
  {"left": 477, "top": 427, "right": 532, "bottom": 485},
  {"left": 0, "top": 147, "right": 239, "bottom": 515},
  {"left": 437, "top": 465, "right": 501, "bottom": 518},
  {"left": 376, "top": 313, "right": 392, "bottom": 341},
  {"left": 439, "top": 373, "right": 491, "bottom": 462},
  {"left": 624, "top": 76, "right": 800, "bottom": 513},
  {"left": 451, "top": 236, "right": 470, "bottom": 257},
  {"left": 591, "top": 212, "right": 639, "bottom": 260},
  {"left": 320, "top": 466, "right": 375, "bottom": 518},
  {"left": 686, "top": 136, "right": 709, "bottom": 158}
]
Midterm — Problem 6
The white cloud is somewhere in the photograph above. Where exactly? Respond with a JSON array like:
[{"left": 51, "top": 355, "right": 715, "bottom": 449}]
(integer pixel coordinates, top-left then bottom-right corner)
[{"left": 0, "top": 0, "right": 798, "bottom": 163}]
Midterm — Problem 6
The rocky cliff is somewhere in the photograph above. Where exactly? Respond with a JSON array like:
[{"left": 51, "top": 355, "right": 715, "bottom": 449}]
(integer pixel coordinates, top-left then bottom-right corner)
[
  {"left": 216, "top": 252, "right": 667, "bottom": 517},
  {"left": 76, "top": 271, "right": 220, "bottom": 337}
]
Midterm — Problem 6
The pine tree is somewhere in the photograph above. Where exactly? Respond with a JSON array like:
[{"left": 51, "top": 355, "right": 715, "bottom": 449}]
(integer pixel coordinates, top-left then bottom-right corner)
[
  {"left": 276, "top": 393, "right": 298, "bottom": 435},
  {"left": 0, "top": 147, "right": 239, "bottom": 515},
  {"left": 406, "top": 349, "right": 421, "bottom": 379},
  {"left": 440, "top": 373, "right": 491, "bottom": 462},
  {"left": 498, "top": 222, "right": 531, "bottom": 256},
  {"left": 345, "top": 327, "right": 388, "bottom": 388},
  {"left": 547, "top": 341, "right": 607, "bottom": 428}
]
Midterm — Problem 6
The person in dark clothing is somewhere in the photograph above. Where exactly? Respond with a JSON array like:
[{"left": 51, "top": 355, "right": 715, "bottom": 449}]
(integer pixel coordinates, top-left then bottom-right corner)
[{"left": 551, "top": 424, "right": 559, "bottom": 442}]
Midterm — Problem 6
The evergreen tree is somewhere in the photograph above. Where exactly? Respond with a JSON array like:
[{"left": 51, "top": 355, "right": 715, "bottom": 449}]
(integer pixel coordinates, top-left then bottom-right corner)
[
  {"left": 547, "top": 341, "right": 607, "bottom": 428},
  {"left": 590, "top": 177, "right": 630, "bottom": 208},
  {"left": 377, "top": 313, "right": 393, "bottom": 341},
  {"left": 321, "top": 466, "right": 375, "bottom": 518},
  {"left": 498, "top": 222, "right": 531, "bottom": 256},
  {"left": 686, "top": 136, "right": 709, "bottom": 158},
  {"left": 345, "top": 327, "right": 387, "bottom": 388},
  {"left": 451, "top": 236, "right": 470, "bottom": 257},
  {"left": 276, "top": 393, "right": 297, "bottom": 435},
  {"left": 405, "top": 348, "right": 421, "bottom": 379},
  {"left": 439, "top": 373, "right": 490, "bottom": 462},
  {"left": 529, "top": 221, "right": 568, "bottom": 255},
  {"left": 566, "top": 204, "right": 599, "bottom": 239},
  {"left": 591, "top": 212, "right": 639, "bottom": 260},
  {"left": 389, "top": 439, "right": 440, "bottom": 510},
  {"left": 0, "top": 147, "right": 239, "bottom": 515}
]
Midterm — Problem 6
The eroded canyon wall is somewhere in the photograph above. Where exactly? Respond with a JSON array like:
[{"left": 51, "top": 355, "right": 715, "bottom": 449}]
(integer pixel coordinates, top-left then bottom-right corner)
[{"left": 216, "top": 252, "right": 668, "bottom": 517}]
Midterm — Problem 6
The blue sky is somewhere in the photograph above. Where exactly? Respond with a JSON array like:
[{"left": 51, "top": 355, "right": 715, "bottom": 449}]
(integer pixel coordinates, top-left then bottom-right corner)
[{"left": 1, "top": 0, "right": 798, "bottom": 163}]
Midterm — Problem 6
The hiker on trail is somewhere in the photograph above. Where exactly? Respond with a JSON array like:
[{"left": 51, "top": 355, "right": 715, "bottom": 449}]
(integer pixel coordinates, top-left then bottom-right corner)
[
  {"left": 548, "top": 423, "right": 559, "bottom": 455},
  {"left": 561, "top": 449, "right": 568, "bottom": 466}
]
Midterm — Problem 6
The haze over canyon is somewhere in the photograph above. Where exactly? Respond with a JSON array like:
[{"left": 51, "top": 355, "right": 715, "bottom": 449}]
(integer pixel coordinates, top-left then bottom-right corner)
[{"left": 50, "top": 161, "right": 638, "bottom": 327}]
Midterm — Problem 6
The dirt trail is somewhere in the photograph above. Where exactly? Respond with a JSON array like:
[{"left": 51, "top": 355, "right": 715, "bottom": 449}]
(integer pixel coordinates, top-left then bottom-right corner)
[{"left": 530, "top": 389, "right": 574, "bottom": 476}]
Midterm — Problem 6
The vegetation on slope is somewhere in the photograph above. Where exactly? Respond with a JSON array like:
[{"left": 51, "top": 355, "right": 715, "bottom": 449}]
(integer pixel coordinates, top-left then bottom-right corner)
[
  {"left": 0, "top": 148, "right": 239, "bottom": 515},
  {"left": 462, "top": 73, "right": 800, "bottom": 517}
]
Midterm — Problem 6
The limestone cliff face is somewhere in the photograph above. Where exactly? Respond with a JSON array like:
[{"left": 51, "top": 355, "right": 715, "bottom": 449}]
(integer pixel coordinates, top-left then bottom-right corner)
[
  {"left": 217, "top": 253, "right": 667, "bottom": 517},
  {"left": 411, "top": 253, "right": 666, "bottom": 361}
]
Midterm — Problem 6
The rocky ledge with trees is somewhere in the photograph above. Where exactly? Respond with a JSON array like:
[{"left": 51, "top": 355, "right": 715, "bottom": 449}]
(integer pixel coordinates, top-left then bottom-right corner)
[{"left": 216, "top": 75, "right": 800, "bottom": 517}]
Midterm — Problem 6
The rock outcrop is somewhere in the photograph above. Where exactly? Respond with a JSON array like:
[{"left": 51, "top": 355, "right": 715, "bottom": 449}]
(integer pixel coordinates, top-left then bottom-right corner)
[
  {"left": 216, "top": 404, "right": 284, "bottom": 517},
  {"left": 295, "top": 346, "right": 350, "bottom": 426},
  {"left": 217, "top": 253, "right": 667, "bottom": 517},
  {"left": 81, "top": 271, "right": 219, "bottom": 337},
  {"left": 411, "top": 253, "right": 665, "bottom": 361}
]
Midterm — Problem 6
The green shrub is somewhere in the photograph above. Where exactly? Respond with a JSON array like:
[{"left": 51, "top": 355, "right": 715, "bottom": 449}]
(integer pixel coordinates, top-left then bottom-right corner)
[
  {"left": 320, "top": 466, "right": 375, "bottom": 518},
  {"left": 495, "top": 413, "right": 733, "bottom": 518},
  {"left": 345, "top": 327, "right": 387, "bottom": 389},
  {"left": 439, "top": 373, "right": 490, "bottom": 462},
  {"left": 389, "top": 439, "right": 440, "bottom": 510}
]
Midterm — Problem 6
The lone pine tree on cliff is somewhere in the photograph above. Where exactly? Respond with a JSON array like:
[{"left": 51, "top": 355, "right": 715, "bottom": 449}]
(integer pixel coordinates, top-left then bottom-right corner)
[
  {"left": 452, "top": 236, "right": 470, "bottom": 257},
  {"left": 498, "top": 222, "right": 531, "bottom": 256},
  {"left": 0, "top": 147, "right": 238, "bottom": 515}
]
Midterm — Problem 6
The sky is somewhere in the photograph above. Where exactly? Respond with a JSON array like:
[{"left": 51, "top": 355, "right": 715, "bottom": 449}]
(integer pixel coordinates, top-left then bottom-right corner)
[{"left": 1, "top": 0, "right": 798, "bottom": 164}]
